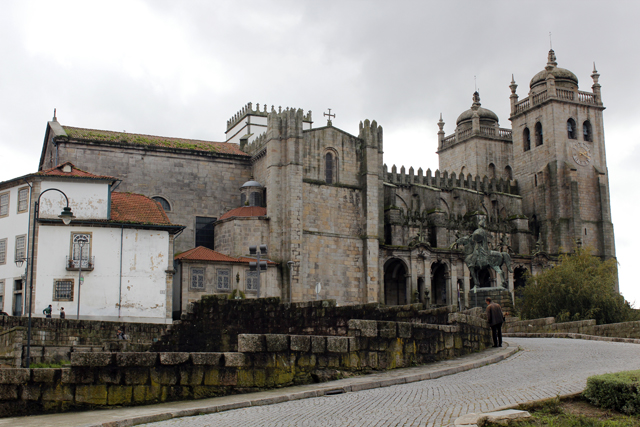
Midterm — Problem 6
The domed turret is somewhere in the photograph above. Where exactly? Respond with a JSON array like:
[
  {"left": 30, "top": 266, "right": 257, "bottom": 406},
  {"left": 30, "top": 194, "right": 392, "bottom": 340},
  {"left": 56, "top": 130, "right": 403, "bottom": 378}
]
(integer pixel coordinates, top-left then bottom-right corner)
[
  {"left": 240, "top": 180, "right": 264, "bottom": 207},
  {"left": 456, "top": 91, "right": 499, "bottom": 126},
  {"left": 529, "top": 49, "right": 578, "bottom": 91}
]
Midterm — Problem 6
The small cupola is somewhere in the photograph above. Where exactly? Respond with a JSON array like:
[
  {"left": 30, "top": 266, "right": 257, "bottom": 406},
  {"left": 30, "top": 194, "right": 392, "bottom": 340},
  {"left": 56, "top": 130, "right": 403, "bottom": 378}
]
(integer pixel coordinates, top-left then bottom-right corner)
[{"left": 240, "top": 180, "right": 264, "bottom": 207}]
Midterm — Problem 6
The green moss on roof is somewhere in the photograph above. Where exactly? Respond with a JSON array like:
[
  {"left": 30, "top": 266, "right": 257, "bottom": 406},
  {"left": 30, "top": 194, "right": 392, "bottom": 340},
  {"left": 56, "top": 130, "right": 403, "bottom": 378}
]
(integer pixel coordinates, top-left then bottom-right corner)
[{"left": 61, "top": 126, "right": 249, "bottom": 156}]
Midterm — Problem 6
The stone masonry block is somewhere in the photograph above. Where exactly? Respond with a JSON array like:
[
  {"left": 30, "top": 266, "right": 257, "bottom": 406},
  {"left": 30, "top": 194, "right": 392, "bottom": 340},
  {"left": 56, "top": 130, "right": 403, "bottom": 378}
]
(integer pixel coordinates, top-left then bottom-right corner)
[
  {"left": 347, "top": 319, "right": 378, "bottom": 337},
  {"left": 124, "top": 368, "right": 150, "bottom": 385},
  {"left": 290, "top": 335, "right": 311, "bottom": 352},
  {"left": 0, "top": 385, "right": 18, "bottom": 400},
  {"left": 378, "top": 321, "right": 397, "bottom": 338},
  {"left": 76, "top": 384, "right": 107, "bottom": 405},
  {"left": 326, "top": 337, "right": 349, "bottom": 353},
  {"left": 223, "top": 352, "right": 249, "bottom": 368},
  {"left": 160, "top": 352, "right": 190, "bottom": 365},
  {"left": 191, "top": 353, "right": 223, "bottom": 366},
  {"left": 116, "top": 352, "right": 157, "bottom": 367},
  {"left": 42, "top": 384, "right": 73, "bottom": 402},
  {"left": 71, "top": 352, "right": 114, "bottom": 367},
  {"left": 150, "top": 367, "right": 178, "bottom": 385},
  {"left": 265, "top": 335, "right": 289, "bottom": 352},
  {"left": 0, "top": 369, "right": 29, "bottom": 384},
  {"left": 311, "top": 336, "right": 326, "bottom": 353},
  {"left": 397, "top": 322, "right": 412, "bottom": 338},
  {"left": 179, "top": 366, "right": 204, "bottom": 386},
  {"left": 61, "top": 368, "right": 95, "bottom": 384},
  {"left": 98, "top": 368, "right": 122, "bottom": 384},
  {"left": 108, "top": 385, "right": 133, "bottom": 405},
  {"left": 238, "top": 334, "right": 266, "bottom": 352},
  {"left": 32, "top": 369, "right": 57, "bottom": 383},
  {"left": 21, "top": 384, "right": 42, "bottom": 401}
]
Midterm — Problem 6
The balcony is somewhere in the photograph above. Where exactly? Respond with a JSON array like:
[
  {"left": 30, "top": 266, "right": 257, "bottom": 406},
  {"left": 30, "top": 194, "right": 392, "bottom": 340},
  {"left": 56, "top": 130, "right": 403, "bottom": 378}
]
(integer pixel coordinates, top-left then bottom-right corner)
[{"left": 66, "top": 256, "right": 95, "bottom": 271}]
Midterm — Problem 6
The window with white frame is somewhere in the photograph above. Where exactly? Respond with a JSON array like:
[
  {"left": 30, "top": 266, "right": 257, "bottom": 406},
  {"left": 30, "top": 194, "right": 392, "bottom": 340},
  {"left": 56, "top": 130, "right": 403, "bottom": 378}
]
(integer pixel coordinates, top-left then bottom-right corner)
[
  {"left": 17, "top": 188, "right": 29, "bottom": 213},
  {"left": 216, "top": 269, "right": 230, "bottom": 291},
  {"left": 246, "top": 270, "right": 259, "bottom": 291},
  {"left": 0, "top": 192, "right": 8, "bottom": 217},
  {"left": 53, "top": 279, "right": 74, "bottom": 301},
  {"left": 190, "top": 267, "right": 205, "bottom": 290},
  {"left": 71, "top": 233, "right": 91, "bottom": 268},
  {"left": 15, "top": 235, "right": 26, "bottom": 262},
  {"left": 0, "top": 238, "right": 6, "bottom": 265}
]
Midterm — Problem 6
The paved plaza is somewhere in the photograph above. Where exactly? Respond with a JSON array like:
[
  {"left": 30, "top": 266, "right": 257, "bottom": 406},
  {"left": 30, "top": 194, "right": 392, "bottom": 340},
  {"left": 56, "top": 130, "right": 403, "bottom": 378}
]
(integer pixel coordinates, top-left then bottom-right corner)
[
  {"left": 138, "top": 338, "right": 640, "bottom": 427},
  {"left": 4, "top": 338, "right": 639, "bottom": 427}
]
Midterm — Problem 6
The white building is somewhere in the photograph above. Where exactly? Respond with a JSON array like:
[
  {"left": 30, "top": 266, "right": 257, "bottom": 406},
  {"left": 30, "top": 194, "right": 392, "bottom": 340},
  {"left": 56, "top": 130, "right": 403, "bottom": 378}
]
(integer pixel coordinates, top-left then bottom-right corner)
[{"left": 0, "top": 162, "right": 184, "bottom": 323}]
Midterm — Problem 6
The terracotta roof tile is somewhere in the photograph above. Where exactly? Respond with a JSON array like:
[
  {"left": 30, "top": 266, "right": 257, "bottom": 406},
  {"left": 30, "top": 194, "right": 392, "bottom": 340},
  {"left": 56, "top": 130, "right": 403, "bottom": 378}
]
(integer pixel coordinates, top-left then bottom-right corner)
[
  {"left": 111, "top": 192, "right": 173, "bottom": 225},
  {"left": 219, "top": 206, "right": 267, "bottom": 220},
  {"left": 62, "top": 126, "right": 249, "bottom": 156},
  {"left": 175, "top": 246, "right": 276, "bottom": 264},
  {"left": 38, "top": 162, "right": 116, "bottom": 181}
]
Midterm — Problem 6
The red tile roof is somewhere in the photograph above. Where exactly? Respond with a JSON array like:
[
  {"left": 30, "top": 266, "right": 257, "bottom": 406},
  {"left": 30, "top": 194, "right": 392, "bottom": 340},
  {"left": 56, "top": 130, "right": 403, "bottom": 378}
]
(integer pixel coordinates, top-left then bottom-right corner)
[
  {"left": 219, "top": 206, "right": 267, "bottom": 220},
  {"left": 37, "top": 162, "right": 116, "bottom": 181},
  {"left": 111, "top": 192, "right": 173, "bottom": 225},
  {"left": 62, "top": 126, "right": 250, "bottom": 156},
  {"left": 175, "top": 246, "right": 276, "bottom": 264}
]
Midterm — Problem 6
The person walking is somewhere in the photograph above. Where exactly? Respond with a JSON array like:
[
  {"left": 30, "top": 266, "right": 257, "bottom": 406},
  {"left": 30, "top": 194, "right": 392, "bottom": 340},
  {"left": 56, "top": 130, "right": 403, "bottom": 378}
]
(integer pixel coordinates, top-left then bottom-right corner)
[
  {"left": 60, "top": 307, "right": 66, "bottom": 319},
  {"left": 485, "top": 297, "right": 504, "bottom": 347},
  {"left": 43, "top": 304, "right": 52, "bottom": 318}
]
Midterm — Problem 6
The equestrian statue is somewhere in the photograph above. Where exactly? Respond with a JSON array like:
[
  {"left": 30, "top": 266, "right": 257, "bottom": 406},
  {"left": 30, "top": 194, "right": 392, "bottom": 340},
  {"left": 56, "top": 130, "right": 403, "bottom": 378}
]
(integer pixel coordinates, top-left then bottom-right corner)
[{"left": 451, "top": 219, "right": 512, "bottom": 288}]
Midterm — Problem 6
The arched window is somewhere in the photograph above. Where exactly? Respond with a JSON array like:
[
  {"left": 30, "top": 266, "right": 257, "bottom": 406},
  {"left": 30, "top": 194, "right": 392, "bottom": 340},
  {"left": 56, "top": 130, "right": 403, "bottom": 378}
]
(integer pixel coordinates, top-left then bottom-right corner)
[
  {"left": 535, "top": 122, "right": 543, "bottom": 146},
  {"left": 583, "top": 120, "right": 592, "bottom": 142},
  {"left": 523, "top": 127, "right": 531, "bottom": 151},
  {"left": 325, "top": 152, "right": 334, "bottom": 184},
  {"left": 488, "top": 163, "right": 496, "bottom": 179},
  {"left": 504, "top": 165, "right": 513, "bottom": 180},
  {"left": 567, "top": 118, "right": 577, "bottom": 139},
  {"left": 152, "top": 196, "right": 171, "bottom": 212}
]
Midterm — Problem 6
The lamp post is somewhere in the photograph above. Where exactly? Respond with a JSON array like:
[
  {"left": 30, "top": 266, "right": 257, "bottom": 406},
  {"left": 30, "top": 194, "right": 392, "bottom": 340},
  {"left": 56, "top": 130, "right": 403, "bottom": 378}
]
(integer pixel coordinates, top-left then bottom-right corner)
[
  {"left": 75, "top": 235, "right": 88, "bottom": 320},
  {"left": 25, "top": 188, "right": 75, "bottom": 368}
]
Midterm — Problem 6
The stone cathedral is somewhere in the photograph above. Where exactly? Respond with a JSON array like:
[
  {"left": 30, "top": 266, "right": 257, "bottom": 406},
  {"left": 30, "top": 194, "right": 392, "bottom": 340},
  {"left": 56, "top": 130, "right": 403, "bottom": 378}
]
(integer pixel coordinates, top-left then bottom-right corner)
[{"left": 38, "top": 50, "right": 615, "bottom": 313}]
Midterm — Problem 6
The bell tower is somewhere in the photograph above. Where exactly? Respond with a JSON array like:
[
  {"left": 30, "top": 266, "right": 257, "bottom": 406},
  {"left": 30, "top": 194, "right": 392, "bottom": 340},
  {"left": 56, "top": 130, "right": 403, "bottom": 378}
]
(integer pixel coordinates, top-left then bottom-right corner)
[{"left": 509, "top": 50, "right": 615, "bottom": 275}]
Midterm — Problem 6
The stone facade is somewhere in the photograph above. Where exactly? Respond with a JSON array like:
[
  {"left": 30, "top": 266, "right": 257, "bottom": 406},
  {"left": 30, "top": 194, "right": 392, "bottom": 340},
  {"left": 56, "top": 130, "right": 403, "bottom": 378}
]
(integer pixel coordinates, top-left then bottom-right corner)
[{"left": 35, "top": 50, "right": 616, "bottom": 310}]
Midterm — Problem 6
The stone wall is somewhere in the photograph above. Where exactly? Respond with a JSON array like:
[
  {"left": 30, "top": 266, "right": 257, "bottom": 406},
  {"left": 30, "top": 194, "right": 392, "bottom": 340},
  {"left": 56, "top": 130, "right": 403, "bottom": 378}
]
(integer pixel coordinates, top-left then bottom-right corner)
[
  {"left": 0, "top": 315, "right": 490, "bottom": 418},
  {"left": 504, "top": 317, "right": 640, "bottom": 339},
  {"left": 0, "top": 317, "right": 169, "bottom": 367},
  {"left": 153, "top": 297, "right": 462, "bottom": 353}
]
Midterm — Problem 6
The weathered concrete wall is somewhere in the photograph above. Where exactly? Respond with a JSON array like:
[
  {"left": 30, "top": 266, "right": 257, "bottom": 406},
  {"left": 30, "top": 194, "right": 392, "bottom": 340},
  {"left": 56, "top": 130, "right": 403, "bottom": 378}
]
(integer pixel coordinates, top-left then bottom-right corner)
[{"left": 0, "top": 314, "right": 489, "bottom": 418}]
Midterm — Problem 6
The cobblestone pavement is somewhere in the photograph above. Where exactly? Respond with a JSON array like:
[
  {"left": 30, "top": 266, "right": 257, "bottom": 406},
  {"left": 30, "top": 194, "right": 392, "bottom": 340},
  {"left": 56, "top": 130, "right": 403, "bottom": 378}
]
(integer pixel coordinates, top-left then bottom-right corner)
[{"left": 140, "top": 338, "right": 640, "bottom": 427}]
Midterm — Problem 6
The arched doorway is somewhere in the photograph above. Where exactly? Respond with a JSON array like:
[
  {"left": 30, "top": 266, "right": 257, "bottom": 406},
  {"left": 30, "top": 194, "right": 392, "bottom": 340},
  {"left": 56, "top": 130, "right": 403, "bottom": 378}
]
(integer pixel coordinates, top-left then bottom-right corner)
[
  {"left": 384, "top": 258, "right": 407, "bottom": 305},
  {"left": 432, "top": 262, "right": 447, "bottom": 306},
  {"left": 513, "top": 266, "right": 528, "bottom": 300}
]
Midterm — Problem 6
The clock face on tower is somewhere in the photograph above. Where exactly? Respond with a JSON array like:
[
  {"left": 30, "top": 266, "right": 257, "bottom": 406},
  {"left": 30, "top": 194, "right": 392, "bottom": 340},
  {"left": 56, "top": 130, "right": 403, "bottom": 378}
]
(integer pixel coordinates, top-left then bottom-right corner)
[{"left": 572, "top": 141, "right": 591, "bottom": 166}]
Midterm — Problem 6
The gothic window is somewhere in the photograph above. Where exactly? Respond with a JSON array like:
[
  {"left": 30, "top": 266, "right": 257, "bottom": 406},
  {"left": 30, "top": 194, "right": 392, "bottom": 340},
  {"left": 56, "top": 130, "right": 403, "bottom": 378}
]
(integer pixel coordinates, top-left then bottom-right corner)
[
  {"left": 70, "top": 233, "right": 91, "bottom": 269},
  {"left": 583, "top": 120, "right": 592, "bottom": 142},
  {"left": 0, "top": 192, "right": 8, "bottom": 217},
  {"left": 152, "top": 197, "right": 171, "bottom": 212},
  {"left": 523, "top": 128, "right": 531, "bottom": 151},
  {"left": 216, "top": 269, "right": 230, "bottom": 291},
  {"left": 504, "top": 166, "right": 513, "bottom": 180},
  {"left": 17, "top": 188, "right": 29, "bottom": 213},
  {"left": 53, "top": 279, "right": 74, "bottom": 301},
  {"left": 567, "top": 118, "right": 577, "bottom": 139},
  {"left": 190, "top": 267, "right": 205, "bottom": 290},
  {"left": 15, "top": 235, "right": 26, "bottom": 262},
  {"left": 325, "top": 152, "right": 334, "bottom": 184},
  {"left": 535, "top": 122, "right": 543, "bottom": 146},
  {"left": 195, "top": 217, "right": 216, "bottom": 250},
  {"left": 246, "top": 270, "right": 259, "bottom": 291},
  {"left": 488, "top": 163, "right": 496, "bottom": 179}
]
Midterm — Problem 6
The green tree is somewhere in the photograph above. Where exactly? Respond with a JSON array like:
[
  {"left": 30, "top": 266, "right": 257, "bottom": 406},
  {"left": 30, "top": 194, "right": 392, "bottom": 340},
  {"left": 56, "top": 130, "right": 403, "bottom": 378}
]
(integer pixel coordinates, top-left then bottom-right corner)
[{"left": 519, "top": 247, "right": 637, "bottom": 324}]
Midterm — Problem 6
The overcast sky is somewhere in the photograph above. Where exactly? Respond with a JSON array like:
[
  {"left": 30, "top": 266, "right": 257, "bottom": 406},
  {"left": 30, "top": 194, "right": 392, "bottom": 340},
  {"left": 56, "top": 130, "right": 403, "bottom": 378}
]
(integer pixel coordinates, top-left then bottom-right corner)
[{"left": 2, "top": 0, "right": 639, "bottom": 305}]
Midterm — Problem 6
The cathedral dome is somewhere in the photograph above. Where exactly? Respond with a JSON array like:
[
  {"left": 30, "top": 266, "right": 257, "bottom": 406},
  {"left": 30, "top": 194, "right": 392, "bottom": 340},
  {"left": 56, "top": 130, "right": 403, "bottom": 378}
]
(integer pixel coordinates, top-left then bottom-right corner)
[
  {"left": 456, "top": 92, "right": 499, "bottom": 125},
  {"left": 529, "top": 49, "right": 578, "bottom": 89}
]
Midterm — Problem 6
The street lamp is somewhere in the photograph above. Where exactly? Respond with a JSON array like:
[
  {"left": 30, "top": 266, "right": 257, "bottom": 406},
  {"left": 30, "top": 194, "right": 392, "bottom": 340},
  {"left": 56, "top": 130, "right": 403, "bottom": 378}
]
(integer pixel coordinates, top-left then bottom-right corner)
[
  {"left": 25, "top": 188, "right": 75, "bottom": 368},
  {"left": 74, "top": 235, "right": 88, "bottom": 320}
]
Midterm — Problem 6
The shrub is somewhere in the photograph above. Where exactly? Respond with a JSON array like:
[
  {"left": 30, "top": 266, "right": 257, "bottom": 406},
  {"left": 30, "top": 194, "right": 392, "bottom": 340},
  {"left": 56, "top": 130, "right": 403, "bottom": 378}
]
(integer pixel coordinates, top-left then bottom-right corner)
[
  {"left": 583, "top": 370, "right": 640, "bottom": 415},
  {"left": 518, "top": 247, "right": 637, "bottom": 325}
]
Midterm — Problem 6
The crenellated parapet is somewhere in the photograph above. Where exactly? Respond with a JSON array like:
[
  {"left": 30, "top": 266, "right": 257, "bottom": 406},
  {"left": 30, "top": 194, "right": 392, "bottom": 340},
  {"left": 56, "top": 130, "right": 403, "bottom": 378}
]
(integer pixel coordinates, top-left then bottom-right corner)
[
  {"left": 383, "top": 164, "right": 518, "bottom": 195},
  {"left": 440, "top": 126, "right": 512, "bottom": 151},
  {"left": 226, "top": 102, "right": 312, "bottom": 132},
  {"left": 358, "top": 119, "right": 383, "bottom": 153}
]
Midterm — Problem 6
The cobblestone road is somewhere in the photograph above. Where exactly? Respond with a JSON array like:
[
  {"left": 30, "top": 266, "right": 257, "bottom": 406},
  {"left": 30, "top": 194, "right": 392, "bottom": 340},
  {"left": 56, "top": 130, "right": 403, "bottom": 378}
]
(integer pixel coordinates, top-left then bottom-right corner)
[{"left": 140, "top": 338, "right": 640, "bottom": 427}]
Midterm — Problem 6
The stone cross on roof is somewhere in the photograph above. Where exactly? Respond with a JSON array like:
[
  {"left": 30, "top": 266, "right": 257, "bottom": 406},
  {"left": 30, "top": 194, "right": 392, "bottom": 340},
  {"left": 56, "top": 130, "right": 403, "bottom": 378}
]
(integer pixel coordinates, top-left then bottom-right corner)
[{"left": 324, "top": 108, "right": 335, "bottom": 126}]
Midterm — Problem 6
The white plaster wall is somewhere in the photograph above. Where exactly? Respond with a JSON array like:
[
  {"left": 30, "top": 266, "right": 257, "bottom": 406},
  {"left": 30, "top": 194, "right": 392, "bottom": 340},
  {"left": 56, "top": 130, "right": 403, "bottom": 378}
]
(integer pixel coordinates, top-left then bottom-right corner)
[
  {"left": 34, "top": 225, "right": 171, "bottom": 323},
  {"left": 39, "top": 181, "right": 110, "bottom": 220},
  {"left": 0, "top": 183, "right": 32, "bottom": 313}
]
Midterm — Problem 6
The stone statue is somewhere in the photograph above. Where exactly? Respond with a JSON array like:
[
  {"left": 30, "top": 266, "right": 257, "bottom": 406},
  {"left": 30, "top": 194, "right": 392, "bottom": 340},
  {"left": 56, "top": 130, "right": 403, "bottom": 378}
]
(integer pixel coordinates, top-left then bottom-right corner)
[{"left": 451, "top": 218, "right": 512, "bottom": 288}]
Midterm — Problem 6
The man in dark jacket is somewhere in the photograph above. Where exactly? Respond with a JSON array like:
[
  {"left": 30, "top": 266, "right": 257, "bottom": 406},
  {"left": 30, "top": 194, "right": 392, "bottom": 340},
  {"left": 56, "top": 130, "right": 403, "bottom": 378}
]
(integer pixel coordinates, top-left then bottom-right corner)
[{"left": 485, "top": 297, "right": 504, "bottom": 347}]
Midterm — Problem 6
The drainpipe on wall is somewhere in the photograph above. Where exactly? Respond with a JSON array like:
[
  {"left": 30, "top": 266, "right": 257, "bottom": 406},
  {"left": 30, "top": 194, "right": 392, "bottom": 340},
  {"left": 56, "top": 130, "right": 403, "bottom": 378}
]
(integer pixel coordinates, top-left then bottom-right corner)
[{"left": 118, "top": 226, "right": 123, "bottom": 319}]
